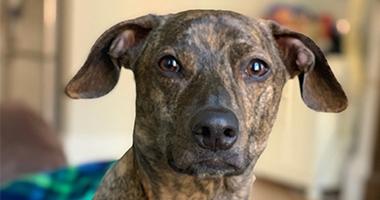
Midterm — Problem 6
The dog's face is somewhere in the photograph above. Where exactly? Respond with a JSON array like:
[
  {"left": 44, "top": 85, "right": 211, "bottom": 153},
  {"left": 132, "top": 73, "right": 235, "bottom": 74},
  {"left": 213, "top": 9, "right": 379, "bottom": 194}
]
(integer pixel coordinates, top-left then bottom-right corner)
[{"left": 66, "top": 10, "right": 347, "bottom": 177}]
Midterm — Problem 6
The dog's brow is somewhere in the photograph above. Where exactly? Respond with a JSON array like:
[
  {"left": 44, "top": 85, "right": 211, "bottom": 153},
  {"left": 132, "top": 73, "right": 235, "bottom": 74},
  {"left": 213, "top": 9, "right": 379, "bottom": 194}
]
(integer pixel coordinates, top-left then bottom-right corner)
[{"left": 227, "top": 42, "right": 265, "bottom": 63}]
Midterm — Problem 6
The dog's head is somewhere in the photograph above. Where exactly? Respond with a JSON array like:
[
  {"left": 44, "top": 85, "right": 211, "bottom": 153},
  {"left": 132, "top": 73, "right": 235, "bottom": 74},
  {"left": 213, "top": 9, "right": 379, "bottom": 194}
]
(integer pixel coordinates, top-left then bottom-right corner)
[{"left": 66, "top": 10, "right": 347, "bottom": 177}]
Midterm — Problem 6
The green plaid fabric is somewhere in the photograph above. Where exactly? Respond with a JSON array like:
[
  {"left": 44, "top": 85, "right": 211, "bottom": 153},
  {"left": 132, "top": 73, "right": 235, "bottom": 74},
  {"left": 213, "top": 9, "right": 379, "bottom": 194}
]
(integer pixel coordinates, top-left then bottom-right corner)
[{"left": 0, "top": 161, "right": 113, "bottom": 200}]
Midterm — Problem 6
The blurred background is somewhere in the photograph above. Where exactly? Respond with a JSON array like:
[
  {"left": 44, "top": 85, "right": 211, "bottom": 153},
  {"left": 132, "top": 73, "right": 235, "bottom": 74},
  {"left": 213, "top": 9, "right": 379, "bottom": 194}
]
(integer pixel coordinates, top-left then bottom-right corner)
[{"left": 0, "top": 0, "right": 379, "bottom": 200}]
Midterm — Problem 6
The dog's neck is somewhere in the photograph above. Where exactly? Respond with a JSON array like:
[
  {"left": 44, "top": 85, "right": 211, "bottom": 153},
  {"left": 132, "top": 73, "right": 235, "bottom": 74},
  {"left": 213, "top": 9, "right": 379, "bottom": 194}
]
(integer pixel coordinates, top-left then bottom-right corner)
[{"left": 95, "top": 147, "right": 256, "bottom": 200}]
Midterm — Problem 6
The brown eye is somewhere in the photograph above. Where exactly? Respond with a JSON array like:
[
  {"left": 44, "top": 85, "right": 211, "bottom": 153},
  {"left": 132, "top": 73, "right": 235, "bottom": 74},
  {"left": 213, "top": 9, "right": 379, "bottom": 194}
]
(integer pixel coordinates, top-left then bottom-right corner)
[
  {"left": 246, "top": 59, "right": 270, "bottom": 79},
  {"left": 158, "top": 56, "right": 181, "bottom": 73}
]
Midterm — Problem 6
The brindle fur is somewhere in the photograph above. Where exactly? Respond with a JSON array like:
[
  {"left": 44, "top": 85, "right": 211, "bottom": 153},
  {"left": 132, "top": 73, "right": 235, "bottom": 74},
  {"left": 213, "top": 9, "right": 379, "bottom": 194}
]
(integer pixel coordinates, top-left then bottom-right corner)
[{"left": 65, "top": 10, "right": 347, "bottom": 200}]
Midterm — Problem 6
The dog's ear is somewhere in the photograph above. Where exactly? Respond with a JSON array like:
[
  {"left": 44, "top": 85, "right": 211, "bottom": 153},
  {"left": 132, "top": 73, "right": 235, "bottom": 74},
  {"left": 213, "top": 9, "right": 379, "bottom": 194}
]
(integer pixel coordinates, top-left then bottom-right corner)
[
  {"left": 266, "top": 20, "right": 347, "bottom": 112},
  {"left": 65, "top": 14, "right": 161, "bottom": 99}
]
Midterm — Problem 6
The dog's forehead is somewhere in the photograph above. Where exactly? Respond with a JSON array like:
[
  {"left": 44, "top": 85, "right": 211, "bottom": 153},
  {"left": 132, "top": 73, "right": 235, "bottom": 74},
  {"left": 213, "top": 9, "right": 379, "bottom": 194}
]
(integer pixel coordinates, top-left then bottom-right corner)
[{"left": 157, "top": 10, "right": 264, "bottom": 47}]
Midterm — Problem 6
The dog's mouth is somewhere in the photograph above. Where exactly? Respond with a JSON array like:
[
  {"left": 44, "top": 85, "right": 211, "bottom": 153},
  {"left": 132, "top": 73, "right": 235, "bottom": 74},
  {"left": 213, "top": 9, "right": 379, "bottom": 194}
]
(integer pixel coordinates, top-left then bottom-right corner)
[
  {"left": 167, "top": 149, "right": 248, "bottom": 177},
  {"left": 168, "top": 158, "right": 238, "bottom": 177}
]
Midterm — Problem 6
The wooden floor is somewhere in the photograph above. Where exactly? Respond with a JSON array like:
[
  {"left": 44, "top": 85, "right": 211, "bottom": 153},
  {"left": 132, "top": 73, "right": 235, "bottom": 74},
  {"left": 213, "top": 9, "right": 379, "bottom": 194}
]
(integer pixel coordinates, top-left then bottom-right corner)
[{"left": 252, "top": 178, "right": 306, "bottom": 200}]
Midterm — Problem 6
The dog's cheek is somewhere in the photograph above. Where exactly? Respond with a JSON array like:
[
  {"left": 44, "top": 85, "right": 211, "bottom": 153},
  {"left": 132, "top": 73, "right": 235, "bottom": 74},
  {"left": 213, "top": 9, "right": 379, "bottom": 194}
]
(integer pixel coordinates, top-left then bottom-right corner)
[
  {"left": 135, "top": 64, "right": 180, "bottom": 122},
  {"left": 245, "top": 85, "right": 282, "bottom": 158},
  {"left": 134, "top": 75, "right": 179, "bottom": 161}
]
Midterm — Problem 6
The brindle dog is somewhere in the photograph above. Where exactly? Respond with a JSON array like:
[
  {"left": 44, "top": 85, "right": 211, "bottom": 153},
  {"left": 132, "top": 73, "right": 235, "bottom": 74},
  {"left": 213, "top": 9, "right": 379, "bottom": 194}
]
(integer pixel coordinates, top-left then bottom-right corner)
[{"left": 65, "top": 10, "right": 347, "bottom": 200}]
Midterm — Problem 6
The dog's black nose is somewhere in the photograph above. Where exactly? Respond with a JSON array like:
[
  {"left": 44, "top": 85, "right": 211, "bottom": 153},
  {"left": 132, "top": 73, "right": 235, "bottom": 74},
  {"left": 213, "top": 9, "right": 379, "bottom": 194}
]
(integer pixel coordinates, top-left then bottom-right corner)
[{"left": 191, "top": 109, "right": 239, "bottom": 151}]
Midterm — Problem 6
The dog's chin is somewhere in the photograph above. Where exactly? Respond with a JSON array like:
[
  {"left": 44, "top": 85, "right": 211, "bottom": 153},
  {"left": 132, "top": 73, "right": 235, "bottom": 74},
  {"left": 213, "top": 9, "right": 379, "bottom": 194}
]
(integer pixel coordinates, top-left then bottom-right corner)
[{"left": 168, "top": 158, "right": 248, "bottom": 177}]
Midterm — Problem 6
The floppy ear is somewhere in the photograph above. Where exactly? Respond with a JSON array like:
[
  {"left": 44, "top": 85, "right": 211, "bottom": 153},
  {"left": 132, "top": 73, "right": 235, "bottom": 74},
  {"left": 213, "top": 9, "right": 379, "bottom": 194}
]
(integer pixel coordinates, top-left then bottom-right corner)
[
  {"left": 65, "top": 14, "right": 161, "bottom": 99},
  {"left": 266, "top": 20, "right": 347, "bottom": 112}
]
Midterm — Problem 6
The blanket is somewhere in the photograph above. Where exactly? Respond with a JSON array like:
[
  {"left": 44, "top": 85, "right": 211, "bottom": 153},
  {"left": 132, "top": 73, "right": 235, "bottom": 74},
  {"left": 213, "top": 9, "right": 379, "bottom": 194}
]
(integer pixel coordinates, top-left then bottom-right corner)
[{"left": 0, "top": 161, "right": 113, "bottom": 200}]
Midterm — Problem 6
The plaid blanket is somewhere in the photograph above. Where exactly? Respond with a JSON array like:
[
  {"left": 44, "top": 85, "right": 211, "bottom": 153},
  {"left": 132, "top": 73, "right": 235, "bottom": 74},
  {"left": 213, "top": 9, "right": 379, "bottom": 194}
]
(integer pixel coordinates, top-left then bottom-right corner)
[{"left": 0, "top": 161, "right": 113, "bottom": 200}]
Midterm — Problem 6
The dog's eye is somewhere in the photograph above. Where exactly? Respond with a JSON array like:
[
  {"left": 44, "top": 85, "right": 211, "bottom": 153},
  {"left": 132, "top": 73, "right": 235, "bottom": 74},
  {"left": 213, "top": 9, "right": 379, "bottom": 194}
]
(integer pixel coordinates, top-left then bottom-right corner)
[
  {"left": 158, "top": 56, "right": 181, "bottom": 73},
  {"left": 246, "top": 59, "right": 270, "bottom": 79}
]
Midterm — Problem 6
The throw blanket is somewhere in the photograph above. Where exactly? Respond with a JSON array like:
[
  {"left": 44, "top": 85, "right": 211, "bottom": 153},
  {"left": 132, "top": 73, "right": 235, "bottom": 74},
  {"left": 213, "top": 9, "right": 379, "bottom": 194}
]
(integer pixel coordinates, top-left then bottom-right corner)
[{"left": 0, "top": 161, "right": 113, "bottom": 200}]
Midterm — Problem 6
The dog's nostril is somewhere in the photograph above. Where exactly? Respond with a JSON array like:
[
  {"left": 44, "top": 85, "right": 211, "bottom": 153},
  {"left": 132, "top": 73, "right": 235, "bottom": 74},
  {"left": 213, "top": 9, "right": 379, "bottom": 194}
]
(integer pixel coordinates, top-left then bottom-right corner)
[
  {"left": 193, "top": 126, "right": 211, "bottom": 137},
  {"left": 223, "top": 128, "right": 235, "bottom": 138},
  {"left": 201, "top": 127, "right": 211, "bottom": 137}
]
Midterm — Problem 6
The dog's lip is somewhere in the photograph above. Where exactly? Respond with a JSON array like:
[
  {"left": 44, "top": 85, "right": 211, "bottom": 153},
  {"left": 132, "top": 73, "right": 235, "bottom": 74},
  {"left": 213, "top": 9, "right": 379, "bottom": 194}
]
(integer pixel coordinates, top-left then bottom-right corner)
[
  {"left": 196, "top": 158, "right": 238, "bottom": 170},
  {"left": 168, "top": 155, "right": 239, "bottom": 175},
  {"left": 198, "top": 158, "right": 230, "bottom": 166},
  {"left": 168, "top": 156, "right": 190, "bottom": 174}
]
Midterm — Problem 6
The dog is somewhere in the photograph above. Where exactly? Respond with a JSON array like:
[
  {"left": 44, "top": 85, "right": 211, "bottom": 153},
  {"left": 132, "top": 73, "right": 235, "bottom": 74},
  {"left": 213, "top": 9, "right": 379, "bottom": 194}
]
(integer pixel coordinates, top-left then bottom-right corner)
[{"left": 65, "top": 10, "right": 347, "bottom": 200}]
